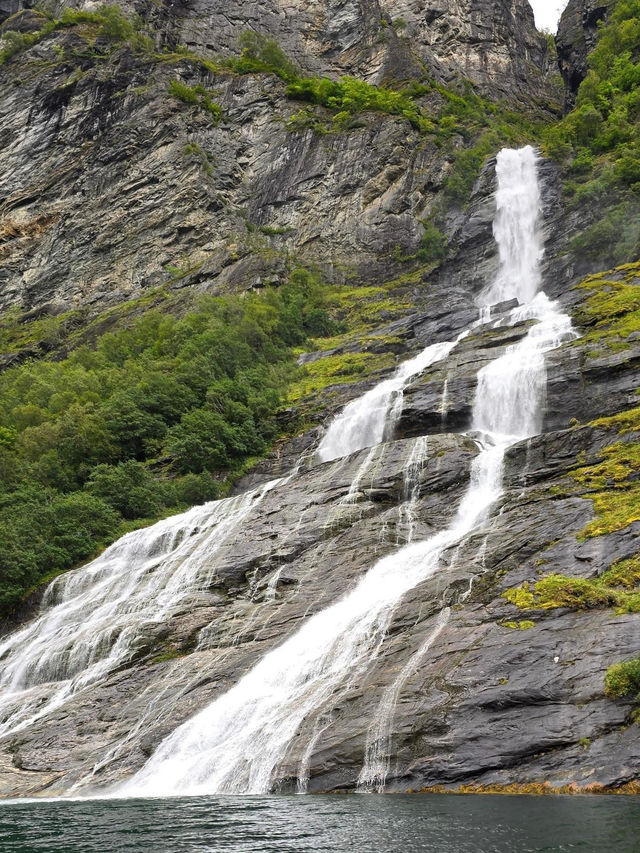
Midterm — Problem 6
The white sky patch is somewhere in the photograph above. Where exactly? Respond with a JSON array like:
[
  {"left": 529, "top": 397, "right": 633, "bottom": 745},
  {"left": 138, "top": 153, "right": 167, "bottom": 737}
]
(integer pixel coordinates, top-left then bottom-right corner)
[{"left": 529, "top": 0, "right": 569, "bottom": 33}]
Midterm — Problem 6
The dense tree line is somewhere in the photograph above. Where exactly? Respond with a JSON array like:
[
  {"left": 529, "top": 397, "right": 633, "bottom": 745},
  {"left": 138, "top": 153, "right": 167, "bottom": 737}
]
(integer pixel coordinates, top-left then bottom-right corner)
[{"left": 0, "top": 270, "right": 338, "bottom": 614}]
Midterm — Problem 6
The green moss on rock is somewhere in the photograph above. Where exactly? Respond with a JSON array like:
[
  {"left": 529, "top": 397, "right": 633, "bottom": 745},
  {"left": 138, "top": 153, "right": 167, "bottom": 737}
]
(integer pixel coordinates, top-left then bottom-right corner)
[{"left": 503, "top": 556, "right": 640, "bottom": 615}]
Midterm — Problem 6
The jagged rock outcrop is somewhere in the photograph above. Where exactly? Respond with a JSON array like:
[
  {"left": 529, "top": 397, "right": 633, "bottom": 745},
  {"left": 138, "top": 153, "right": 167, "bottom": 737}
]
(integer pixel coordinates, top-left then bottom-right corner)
[
  {"left": 0, "top": 36, "right": 430, "bottom": 314},
  {"left": 33, "top": 0, "right": 555, "bottom": 100}
]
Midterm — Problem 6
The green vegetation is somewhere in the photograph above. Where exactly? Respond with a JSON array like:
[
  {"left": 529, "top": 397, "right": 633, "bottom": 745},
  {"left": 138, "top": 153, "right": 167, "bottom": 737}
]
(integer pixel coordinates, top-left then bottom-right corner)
[
  {"left": 401, "top": 221, "right": 447, "bottom": 263},
  {"left": 0, "top": 268, "right": 341, "bottom": 616},
  {"left": 0, "top": 4, "right": 154, "bottom": 66},
  {"left": 542, "top": 0, "right": 640, "bottom": 266},
  {"left": 558, "top": 263, "right": 640, "bottom": 538},
  {"left": 287, "top": 351, "right": 394, "bottom": 402},
  {"left": 169, "top": 79, "right": 222, "bottom": 123},
  {"left": 286, "top": 76, "right": 433, "bottom": 133},
  {"left": 573, "top": 262, "right": 640, "bottom": 352},
  {"left": 284, "top": 276, "right": 419, "bottom": 402},
  {"left": 501, "top": 619, "right": 536, "bottom": 630},
  {"left": 503, "top": 555, "right": 640, "bottom": 614},
  {"left": 222, "top": 29, "right": 544, "bottom": 180},
  {"left": 223, "top": 30, "right": 299, "bottom": 81},
  {"left": 605, "top": 654, "right": 640, "bottom": 701},
  {"left": 223, "top": 31, "right": 432, "bottom": 131},
  {"left": 0, "top": 23, "right": 54, "bottom": 65},
  {"left": 570, "top": 433, "right": 640, "bottom": 539},
  {"left": 184, "top": 142, "right": 215, "bottom": 175},
  {"left": 431, "top": 84, "right": 543, "bottom": 204}
]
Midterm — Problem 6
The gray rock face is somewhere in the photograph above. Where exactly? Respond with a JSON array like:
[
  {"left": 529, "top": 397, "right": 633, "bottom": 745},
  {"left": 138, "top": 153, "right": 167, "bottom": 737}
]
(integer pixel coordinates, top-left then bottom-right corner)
[
  {"left": 0, "top": 0, "right": 23, "bottom": 25},
  {"left": 0, "top": 434, "right": 480, "bottom": 795},
  {"left": 0, "top": 37, "right": 434, "bottom": 314},
  {"left": 65, "top": 0, "right": 556, "bottom": 101},
  {"left": 0, "top": 0, "right": 561, "bottom": 317}
]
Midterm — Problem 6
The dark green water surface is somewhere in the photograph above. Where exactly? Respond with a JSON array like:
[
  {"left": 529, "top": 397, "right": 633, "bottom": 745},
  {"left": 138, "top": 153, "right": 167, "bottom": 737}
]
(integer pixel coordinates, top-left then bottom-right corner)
[{"left": 0, "top": 794, "right": 638, "bottom": 853}]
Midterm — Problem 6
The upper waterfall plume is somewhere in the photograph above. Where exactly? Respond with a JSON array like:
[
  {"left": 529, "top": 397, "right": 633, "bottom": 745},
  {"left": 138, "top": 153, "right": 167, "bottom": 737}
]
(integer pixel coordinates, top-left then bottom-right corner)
[{"left": 480, "top": 145, "right": 543, "bottom": 307}]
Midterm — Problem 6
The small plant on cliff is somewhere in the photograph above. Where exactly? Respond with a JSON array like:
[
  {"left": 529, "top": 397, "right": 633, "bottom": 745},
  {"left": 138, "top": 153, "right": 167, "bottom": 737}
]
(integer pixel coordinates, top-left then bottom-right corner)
[
  {"left": 169, "top": 79, "right": 222, "bottom": 123},
  {"left": 503, "top": 556, "right": 640, "bottom": 614},
  {"left": 0, "top": 4, "right": 154, "bottom": 66},
  {"left": 285, "top": 74, "right": 433, "bottom": 132},
  {"left": 605, "top": 655, "right": 640, "bottom": 702},
  {"left": 224, "top": 31, "right": 299, "bottom": 81}
]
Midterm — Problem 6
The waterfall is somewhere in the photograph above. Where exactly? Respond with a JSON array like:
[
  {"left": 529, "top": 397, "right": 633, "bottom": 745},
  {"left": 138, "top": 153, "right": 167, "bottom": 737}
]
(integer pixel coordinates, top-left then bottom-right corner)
[
  {"left": 0, "top": 146, "right": 575, "bottom": 797},
  {"left": 481, "top": 145, "right": 542, "bottom": 307},
  {"left": 357, "top": 607, "right": 451, "bottom": 792},
  {"left": 116, "top": 147, "right": 574, "bottom": 797},
  {"left": 396, "top": 436, "right": 429, "bottom": 545},
  {"left": 0, "top": 479, "right": 283, "bottom": 739},
  {"left": 316, "top": 334, "right": 467, "bottom": 464}
]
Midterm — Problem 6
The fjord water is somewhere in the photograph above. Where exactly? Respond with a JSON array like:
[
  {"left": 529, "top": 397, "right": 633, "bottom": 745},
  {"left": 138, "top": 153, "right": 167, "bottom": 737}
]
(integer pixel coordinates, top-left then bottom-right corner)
[{"left": 1, "top": 795, "right": 638, "bottom": 853}]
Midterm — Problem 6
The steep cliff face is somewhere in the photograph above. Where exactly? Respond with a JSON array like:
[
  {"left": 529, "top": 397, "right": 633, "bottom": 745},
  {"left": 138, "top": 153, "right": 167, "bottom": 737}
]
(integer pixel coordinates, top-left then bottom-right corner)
[
  {"left": 56, "top": 0, "right": 555, "bottom": 98},
  {"left": 0, "top": 0, "right": 638, "bottom": 799},
  {"left": 0, "top": 0, "right": 559, "bottom": 319}
]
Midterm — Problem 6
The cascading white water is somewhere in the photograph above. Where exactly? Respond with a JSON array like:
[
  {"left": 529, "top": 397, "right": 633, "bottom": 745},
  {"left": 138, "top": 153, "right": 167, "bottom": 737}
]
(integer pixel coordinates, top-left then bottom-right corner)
[
  {"left": 316, "top": 334, "right": 467, "bottom": 464},
  {"left": 0, "top": 145, "right": 575, "bottom": 798},
  {"left": 357, "top": 607, "right": 450, "bottom": 792},
  {"left": 481, "top": 145, "right": 542, "bottom": 306},
  {"left": 0, "top": 478, "right": 282, "bottom": 738},
  {"left": 396, "top": 436, "right": 429, "bottom": 545},
  {"left": 355, "top": 148, "right": 573, "bottom": 792},
  {"left": 118, "top": 148, "right": 575, "bottom": 797}
]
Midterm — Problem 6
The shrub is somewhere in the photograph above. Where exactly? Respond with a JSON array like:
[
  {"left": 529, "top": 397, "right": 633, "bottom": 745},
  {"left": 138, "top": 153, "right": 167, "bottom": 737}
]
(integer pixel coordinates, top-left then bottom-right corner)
[
  {"left": 174, "top": 473, "right": 221, "bottom": 506},
  {"left": 0, "top": 4, "right": 153, "bottom": 67},
  {"left": 0, "top": 30, "right": 39, "bottom": 65},
  {"left": 285, "top": 74, "right": 432, "bottom": 132},
  {"left": 85, "top": 461, "right": 165, "bottom": 519},
  {"left": 605, "top": 655, "right": 640, "bottom": 700},
  {"left": 169, "top": 79, "right": 222, "bottom": 123},
  {"left": 416, "top": 221, "right": 447, "bottom": 262},
  {"left": 230, "top": 31, "right": 299, "bottom": 82}
]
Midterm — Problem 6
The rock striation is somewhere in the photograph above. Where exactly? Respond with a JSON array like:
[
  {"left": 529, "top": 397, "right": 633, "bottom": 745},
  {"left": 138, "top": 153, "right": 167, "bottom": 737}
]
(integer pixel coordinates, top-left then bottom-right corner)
[{"left": 0, "top": 0, "right": 560, "bottom": 317}]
